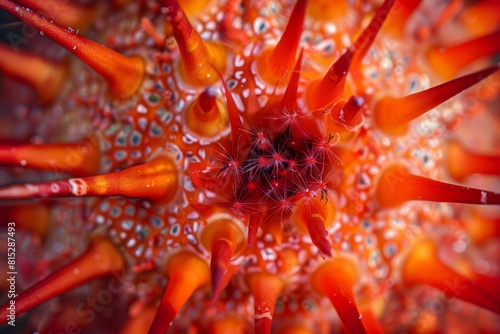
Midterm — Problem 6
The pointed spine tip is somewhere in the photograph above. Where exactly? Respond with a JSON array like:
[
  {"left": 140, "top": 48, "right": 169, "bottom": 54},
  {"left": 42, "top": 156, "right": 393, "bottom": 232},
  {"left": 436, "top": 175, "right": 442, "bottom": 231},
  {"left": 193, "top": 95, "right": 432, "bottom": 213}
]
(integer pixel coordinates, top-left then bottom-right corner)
[
  {"left": 0, "top": 0, "right": 145, "bottom": 99},
  {"left": 0, "top": 139, "right": 100, "bottom": 176},
  {"left": 162, "top": 0, "right": 226, "bottom": 87},
  {"left": 200, "top": 217, "right": 245, "bottom": 297},
  {"left": 257, "top": 0, "right": 307, "bottom": 81},
  {"left": 247, "top": 214, "right": 262, "bottom": 247},
  {"left": 351, "top": 0, "right": 396, "bottom": 72},
  {"left": 426, "top": 29, "right": 500, "bottom": 79},
  {"left": 15, "top": 0, "right": 103, "bottom": 32},
  {"left": 402, "top": 240, "right": 500, "bottom": 314},
  {"left": 148, "top": 251, "right": 209, "bottom": 334},
  {"left": 218, "top": 72, "right": 250, "bottom": 152},
  {"left": 466, "top": 211, "right": 500, "bottom": 245},
  {"left": 459, "top": 1, "right": 500, "bottom": 36},
  {"left": 382, "top": 0, "right": 422, "bottom": 37},
  {"left": 327, "top": 95, "right": 365, "bottom": 132},
  {"left": 0, "top": 238, "right": 124, "bottom": 323},
  {"left": 291, "top": 195, "right": 335, "bottom": 257},
  {"left": 210, "top": 239, "right": 233, "bottom": 296},
  {"left": 310, "top": 258, "right": 367, "bottom": 334},
  {"left": 247, "top": 273, "right": 285, "bottom": 334},
  {"left": 0, "top": 44, "right": 69, "bottom": 105},
  {"left": 280, "top": 48, "right": 304, "bottom": 110},
  {"left": 446, "top": 140, "right": 500, "bottom": 181},
  {"left": 374, "top": 66, "right": 500, "bottom": 135},
  {"left": 119, "top": 305, "right": 157, "bottom": 334},
  {"left": 186, "top": 87, "right": 229, "bottom": 138},
  {"left": 0, "top": 154, "right": 178, "bottom": 202},
  {"left": 306, "top": 48, "right": 354, "bottom": 111}
]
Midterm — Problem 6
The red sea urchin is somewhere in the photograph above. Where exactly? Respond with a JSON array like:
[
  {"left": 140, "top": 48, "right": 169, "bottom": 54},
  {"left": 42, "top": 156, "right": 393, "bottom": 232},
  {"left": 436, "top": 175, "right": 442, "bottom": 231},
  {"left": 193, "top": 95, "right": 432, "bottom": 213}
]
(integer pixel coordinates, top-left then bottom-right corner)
[{"left": 0, "top": 0, "right": 499, "bottom": 332}]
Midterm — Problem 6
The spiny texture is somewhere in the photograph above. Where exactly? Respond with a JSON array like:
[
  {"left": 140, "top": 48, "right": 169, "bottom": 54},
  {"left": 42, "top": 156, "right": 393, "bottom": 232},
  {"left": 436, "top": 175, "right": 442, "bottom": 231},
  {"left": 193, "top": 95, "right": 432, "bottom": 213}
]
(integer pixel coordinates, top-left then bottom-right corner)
[{"left": 0, "top": 0, "right": 499, "bottom": 333}]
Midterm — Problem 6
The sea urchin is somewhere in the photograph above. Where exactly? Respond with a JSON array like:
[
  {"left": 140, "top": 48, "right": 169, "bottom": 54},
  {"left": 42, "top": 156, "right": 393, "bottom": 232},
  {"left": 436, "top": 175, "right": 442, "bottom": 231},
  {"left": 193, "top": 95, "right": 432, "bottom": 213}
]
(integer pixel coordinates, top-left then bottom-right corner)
[{"left": 0, "top": 0, "right": 499, "bottom": 333}]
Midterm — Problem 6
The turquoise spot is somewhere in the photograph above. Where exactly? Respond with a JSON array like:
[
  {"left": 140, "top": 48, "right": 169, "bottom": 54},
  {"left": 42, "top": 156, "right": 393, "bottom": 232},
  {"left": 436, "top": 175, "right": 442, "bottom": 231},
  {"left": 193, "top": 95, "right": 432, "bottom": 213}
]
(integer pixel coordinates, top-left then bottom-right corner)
[
  {"left": 105, "top": 124, "right": 120, "bottom": 136},
  {"left": 171, "top": 224, "right": 180, "bottom": 236},
  {"left": 122, "top": 125, "right": 131, "bottom": 135},
  {"left": 115, "top": 136, "right": 126, "bottom": 146},
  {"left": 167, "top": 77, "right": 175, "bottom": 89},
  {"left": 366, "top": 236, "right": 375, "bottom": 247},
  {"left": 129, "top": 130, "right": 142, "bottom": 146},
  {"left": 120, "top": 219, "right": 133, "bottom": 231},
  {"left": 149, "top": 121, "right": 163, "bottom": 137},
  {"left": 227, "top": 79, "right": 237, "bottom": 89},
  {"left": 103, "top": 158, "right": 112, "bottom": 169},
  {"left": 150, "top": 216, "right": 164, "bottom": 228},
  {"left": 125, "top": 205, "right": 135, "bottom": 216},
  {"left": 131, "top": 151, "right": 142, "bottom": 159},
  {"left": 384, "top": 243, "right": 397, "bottom": 258},
  {"left": 138, "top": 118, "right": 148, "bottom": 131},
  {"left": 137, "top": 227, "right": 150, "bottom": 240},
  {"left": 110, "top": 207, "right": 121, "bottom": 218},
  {"left": 362, "top": 220, "right": 371, "bottom": 229},
  {"left": 370, "top": 250, "right": 380, "bottom": 263},
  {"left": 99, "top": 201, "right": 109, "bottom": 212},
  {"left": 134, "top": 244, "right": 144, "bottom": 257}
]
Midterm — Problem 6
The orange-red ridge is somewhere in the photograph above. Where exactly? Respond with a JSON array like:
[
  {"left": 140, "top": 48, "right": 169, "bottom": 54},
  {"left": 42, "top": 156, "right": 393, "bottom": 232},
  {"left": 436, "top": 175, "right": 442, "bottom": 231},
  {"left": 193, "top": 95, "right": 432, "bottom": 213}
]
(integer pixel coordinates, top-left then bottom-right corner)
[
  {"left": 0, "top": 155, "right": 178, "bottom": 202},
  {"left": 0, "top": 139, "right": 100, "bottom": 176},
  {"left": 377, "top": 164, "right": 500, "bottom": 208}
]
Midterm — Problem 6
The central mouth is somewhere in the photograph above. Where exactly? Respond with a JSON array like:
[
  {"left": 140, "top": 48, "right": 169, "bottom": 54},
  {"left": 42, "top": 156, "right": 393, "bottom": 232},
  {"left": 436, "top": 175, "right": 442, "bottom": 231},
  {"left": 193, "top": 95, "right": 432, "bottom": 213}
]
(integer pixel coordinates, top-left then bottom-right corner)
[
  {"left": 235, "top": 127, "right": 336, "bottom": 203},
  {"left": 190, "top": 120, "right": 342, "bottom": 257}
]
